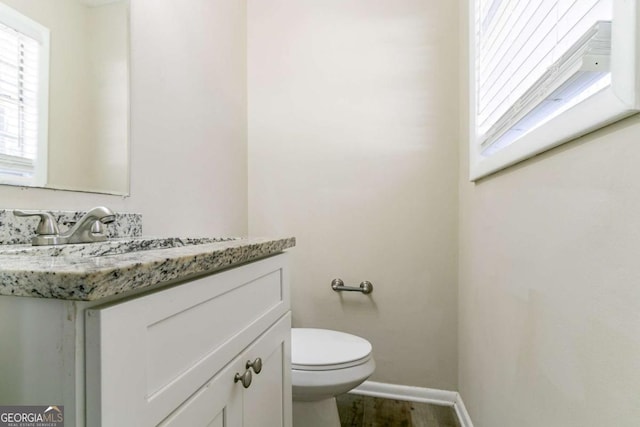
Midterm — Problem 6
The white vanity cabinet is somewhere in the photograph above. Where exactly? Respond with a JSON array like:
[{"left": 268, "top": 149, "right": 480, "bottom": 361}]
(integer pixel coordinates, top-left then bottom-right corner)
[
  {"left": 85, "top": 253, "right": 292, "bottom": 426},
  {"left": 0, "top": 253, "right": 292, "bottom": 427}
]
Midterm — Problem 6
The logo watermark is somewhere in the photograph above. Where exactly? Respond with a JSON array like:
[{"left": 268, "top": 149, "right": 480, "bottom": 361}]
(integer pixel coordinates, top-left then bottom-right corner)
[{"left": 0, "top": 406, "right": 63, "bottom": 427}]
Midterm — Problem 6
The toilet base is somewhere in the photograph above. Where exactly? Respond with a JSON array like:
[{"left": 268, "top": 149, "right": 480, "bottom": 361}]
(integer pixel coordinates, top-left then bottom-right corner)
[{"left": 292, "top": 397, "right": 341, "bottom": 427}]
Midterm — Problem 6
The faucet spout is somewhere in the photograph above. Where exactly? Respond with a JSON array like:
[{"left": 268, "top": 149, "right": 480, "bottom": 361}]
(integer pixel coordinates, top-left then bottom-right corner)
[{"left": 60, "top": 206, "right": 116, "bottom": 244}]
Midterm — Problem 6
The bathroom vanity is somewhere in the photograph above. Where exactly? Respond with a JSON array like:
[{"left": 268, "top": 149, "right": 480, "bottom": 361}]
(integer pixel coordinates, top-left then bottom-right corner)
[
  {"left": 0, "top": 212, "right": 295, "bottom": 426},
  {"left": 86, "top": 254, "right": 291, "bottom": 426}
]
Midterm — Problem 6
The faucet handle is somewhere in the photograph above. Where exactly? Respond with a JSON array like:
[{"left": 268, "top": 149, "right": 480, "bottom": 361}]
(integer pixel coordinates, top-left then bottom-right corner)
[{"left": 13, "top": 210, "right": 60, "bottom": 236}]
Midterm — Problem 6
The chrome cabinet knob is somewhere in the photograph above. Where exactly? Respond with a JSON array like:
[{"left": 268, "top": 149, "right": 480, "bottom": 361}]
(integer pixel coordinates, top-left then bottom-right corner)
[
  {"left": 246, "top": 357, "right": 263, "bottom": 374},
  {"left": 234, "top": 370, "right": 252, "bottom": 388}
]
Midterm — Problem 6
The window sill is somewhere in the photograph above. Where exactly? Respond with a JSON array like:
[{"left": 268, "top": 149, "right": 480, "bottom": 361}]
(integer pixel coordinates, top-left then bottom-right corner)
[{"left": 469, "top": 87, "right": 639, "bottom": 181}]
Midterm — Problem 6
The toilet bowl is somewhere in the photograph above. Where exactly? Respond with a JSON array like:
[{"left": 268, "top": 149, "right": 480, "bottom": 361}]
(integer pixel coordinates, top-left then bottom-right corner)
[{"left": 291, "top": 328, "right": 375, "bottom": 427}]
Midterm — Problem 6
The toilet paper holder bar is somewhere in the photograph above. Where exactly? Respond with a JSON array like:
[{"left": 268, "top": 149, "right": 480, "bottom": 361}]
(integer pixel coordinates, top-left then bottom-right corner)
[{"left": 331, "top": 278, "right": 374, "bottom": 294}]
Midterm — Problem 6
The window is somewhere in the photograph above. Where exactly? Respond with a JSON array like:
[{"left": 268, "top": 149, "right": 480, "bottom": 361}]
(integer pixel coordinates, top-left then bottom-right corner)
[
  {"left": 0, "top": 3, "right": 49, "bottom": 186},
  {"left": 469, "top": 0, "right": 640, "bottom": 180}
]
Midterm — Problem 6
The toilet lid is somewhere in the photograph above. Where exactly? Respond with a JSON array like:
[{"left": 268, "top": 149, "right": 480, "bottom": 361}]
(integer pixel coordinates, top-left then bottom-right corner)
[{"left": 291, "top": 328, "right": 372, "bottom": 371}]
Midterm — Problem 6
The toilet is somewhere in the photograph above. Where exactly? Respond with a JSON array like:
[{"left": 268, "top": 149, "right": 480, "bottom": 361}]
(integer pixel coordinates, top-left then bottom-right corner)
[{"left": 291, "top": 328, "right": 375, "bottom": 427}]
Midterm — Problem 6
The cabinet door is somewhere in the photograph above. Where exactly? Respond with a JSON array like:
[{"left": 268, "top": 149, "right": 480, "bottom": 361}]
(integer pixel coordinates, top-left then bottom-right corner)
[
  {"left": 157, "top": 356, "right": 243, "bottom": 427},
  {"left": 243, "top": 313, "right": 292, "bottom": 427},
  {"left": 158, "top": 313, "right": 291, "bottom": 427}
]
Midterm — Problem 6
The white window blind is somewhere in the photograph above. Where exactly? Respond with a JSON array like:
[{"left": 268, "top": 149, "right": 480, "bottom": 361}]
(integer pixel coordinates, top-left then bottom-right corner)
[
  {"left": 469, "top": 0, "right": 640, "bottom": 180},
  {"left": 0, "top": 4, "right": 48, "bottom": 186},
  {"left": 476, "top": 0, "right": 612, "bottom": 151},
  {"left": 0, "top": 21, "right": 39, "bottom": 180}
]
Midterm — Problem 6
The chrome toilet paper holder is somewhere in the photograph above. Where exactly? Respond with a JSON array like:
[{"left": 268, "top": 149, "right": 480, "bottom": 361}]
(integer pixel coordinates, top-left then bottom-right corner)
[{"left": 331, "top": 278, "right": 373, "bottom": 294}]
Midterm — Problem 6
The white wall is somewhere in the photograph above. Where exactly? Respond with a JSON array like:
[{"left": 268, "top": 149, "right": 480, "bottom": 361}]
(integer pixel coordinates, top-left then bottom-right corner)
[
  {"left": 248, "top": 0, "right": 459, "bottom": 389},
  {"left": 0, "top": 0, "right": 248, "bottom": 237},
  {"left": 458, "top": 2, "right": 640, "bottom": 425}
]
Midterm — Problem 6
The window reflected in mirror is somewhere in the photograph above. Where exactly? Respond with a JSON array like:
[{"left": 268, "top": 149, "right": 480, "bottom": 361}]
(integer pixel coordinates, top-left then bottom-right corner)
[{"left": 0, "top": 0, "right": 129, "bottom": 195}]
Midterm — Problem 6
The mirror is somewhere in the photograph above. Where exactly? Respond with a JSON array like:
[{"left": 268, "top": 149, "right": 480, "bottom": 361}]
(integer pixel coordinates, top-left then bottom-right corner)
[{"left": 0, "top": 0, "right": 129, "bottom": 195}]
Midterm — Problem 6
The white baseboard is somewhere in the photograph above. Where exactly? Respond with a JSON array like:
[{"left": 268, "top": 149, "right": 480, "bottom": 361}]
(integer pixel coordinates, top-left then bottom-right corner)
[
  {"left": 350, "top": 381, "right": 474, "bottom": 427},
  {"left": 351, "top": 381, "right": 457, "bottom": 406},
  {"left": 453, "top": 393, "right": 474, "bottom": 427}
]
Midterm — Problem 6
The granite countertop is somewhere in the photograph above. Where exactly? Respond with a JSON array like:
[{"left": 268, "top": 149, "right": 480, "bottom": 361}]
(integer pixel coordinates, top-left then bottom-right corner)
[{"left": 0, "top": 236, "right": 296, "bottom": 301}]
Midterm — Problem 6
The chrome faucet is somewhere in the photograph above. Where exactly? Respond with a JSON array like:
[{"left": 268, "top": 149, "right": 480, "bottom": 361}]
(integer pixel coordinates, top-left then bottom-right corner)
[
  {"left": 59, "top": 206, "right": 116, "bottom": 244},
  {"left": 13, "top": 206, "right": 116, "bottom": 246}
]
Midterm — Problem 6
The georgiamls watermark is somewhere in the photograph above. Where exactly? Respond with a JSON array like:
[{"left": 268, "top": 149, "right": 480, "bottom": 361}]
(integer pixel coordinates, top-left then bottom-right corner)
[{"left": 0, "top": 406, "right": 63, "bottom": 427}]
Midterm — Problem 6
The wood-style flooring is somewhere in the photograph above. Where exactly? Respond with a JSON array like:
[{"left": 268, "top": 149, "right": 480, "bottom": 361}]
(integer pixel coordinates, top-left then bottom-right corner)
[{"left": 336, "top": 394, "right": 462, "bottom": 427}]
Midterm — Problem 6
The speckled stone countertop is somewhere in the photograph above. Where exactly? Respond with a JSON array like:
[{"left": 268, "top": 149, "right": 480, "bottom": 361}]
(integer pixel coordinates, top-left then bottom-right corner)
[{"left": 0, "top": 236, "right": 295, "bottom": 301}]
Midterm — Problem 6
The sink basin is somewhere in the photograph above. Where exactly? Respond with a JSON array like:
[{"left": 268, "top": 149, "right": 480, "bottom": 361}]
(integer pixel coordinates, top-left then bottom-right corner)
[{"left": 0, "top": 237, "right": 239, "bottom": 257}]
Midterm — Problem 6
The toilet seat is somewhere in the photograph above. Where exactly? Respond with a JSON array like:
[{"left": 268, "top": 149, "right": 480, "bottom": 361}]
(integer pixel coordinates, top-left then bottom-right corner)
[{"left": 292, "top": 328, "right": 373, "bottom": 371}]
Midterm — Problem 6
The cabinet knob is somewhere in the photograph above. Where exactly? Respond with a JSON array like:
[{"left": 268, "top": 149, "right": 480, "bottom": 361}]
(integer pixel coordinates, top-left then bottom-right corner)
[
  {"left": 246, "top": 357, "right": 263, "bottom": 374},
  {"left": 234, "top": 370, "right": 252, "bottom": 388}
]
